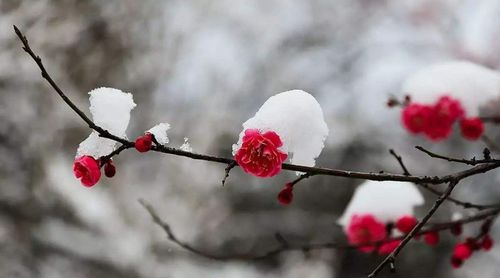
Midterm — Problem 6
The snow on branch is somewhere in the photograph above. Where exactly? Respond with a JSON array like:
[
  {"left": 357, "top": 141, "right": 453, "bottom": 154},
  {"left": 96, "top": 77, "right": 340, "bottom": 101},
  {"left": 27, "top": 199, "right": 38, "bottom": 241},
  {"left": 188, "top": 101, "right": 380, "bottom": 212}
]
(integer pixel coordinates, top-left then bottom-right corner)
[{"left": 14, "top": 25, "right": 500, "bottom": 277}]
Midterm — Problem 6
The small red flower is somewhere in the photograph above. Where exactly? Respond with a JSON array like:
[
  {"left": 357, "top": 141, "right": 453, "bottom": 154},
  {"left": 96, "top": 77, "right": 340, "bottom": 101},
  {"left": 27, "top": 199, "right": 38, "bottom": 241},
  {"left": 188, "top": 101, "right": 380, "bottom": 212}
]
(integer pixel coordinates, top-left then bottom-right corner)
[
  {"left": 423, "top": 96, "right": 463, "bottom": 141},
  {"left": 401, "top": 103, "right": 432, "bottom": 134},
  {"left": 377, "top": 240, "right": 401, "bottom": 255},
  {"left": 277, "top": 183, "right": 294, "bottom": 205},
  {"left": 465, "top": 238, "right": 481, "bottom": 251},
  {"left": 73, "top": 155, "right": 101, "bottom": 187},
  {"left": 460, "top": 117, "right": 484, "bottom": 140},
  {"left": 395, "top": 215, "right": 417, "bottom": 234},
  {"left": 424, "top": 231, "right": 440, "bottom": 246},
  {"left": 450, "top": 224, "right": 462, "bottom": 236},
  {"left": 346, "top": 214, "right": 386, "bottom": 253},
  {"left": 453, "top": 243, "right": 472, "bottom": 260},
  {"left": 481, "top": 234, "right": 493, "bottom": 251},
  {"left": 135, "top": 133, "right": 153, "bottom": 152},
  {"left": 450, "top": 256, "right": 463, "bottom": 268},
  {"left": 234, "top": 129, "right": 288, "bottom": 177},
  {"left": 104, "top": 160, "right": 116, "bottom": 178},
  {"left": 401, "top": 96, "right": 466, "bottom": 141},
  {"left": 423, "top": 117, "right": 454, "bottom": 141},
  {"left": 434, "top": 96, "right": 465, "bottom": 121}
]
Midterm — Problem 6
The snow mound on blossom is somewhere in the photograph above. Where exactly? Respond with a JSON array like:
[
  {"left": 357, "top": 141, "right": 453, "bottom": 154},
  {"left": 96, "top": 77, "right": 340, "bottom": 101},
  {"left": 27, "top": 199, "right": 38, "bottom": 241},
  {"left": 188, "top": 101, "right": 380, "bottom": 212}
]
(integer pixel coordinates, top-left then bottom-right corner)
[
  {"left": 147, "top": 123, "right": 170, "bottom": 145},
  {"left": 402, "top": 61, "right": 500, "bottom": 115},
  {"left": 76, "top": 87, "right": 136, "bottom": 158},
  {"left": 233, "top": 90, "right": 328, "bottom": 168},
  {"left": 338, "top": 180, "right": 424, "bottom": 229}
]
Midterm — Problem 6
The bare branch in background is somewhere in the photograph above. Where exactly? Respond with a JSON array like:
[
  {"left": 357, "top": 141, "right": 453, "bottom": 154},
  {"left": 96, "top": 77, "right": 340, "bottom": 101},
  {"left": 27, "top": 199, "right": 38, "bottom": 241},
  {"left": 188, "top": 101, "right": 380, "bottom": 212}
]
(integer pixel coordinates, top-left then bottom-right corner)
[
  {"left": 140, "top": 198, "right": 500, "bottom": 262},
  {"left": 390, "top": 149, "right": 500, "bottom": 210}
]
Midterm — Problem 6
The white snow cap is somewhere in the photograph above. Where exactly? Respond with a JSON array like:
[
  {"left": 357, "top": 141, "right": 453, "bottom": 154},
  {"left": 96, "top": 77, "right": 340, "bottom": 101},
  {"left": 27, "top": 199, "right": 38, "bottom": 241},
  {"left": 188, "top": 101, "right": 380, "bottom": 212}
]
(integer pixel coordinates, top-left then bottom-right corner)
[
  {"left": 233, "top": 90, "right": 329, "bottom": 168},
  {"left": 338, "top": 180, "right": 424, "bottom": 230},
  {"left": 76, "top": 87, "right": 136, "bottom": 158},
  {"left": 147, "top": 123, "right": 170, "bottom": 145},
  {"left": 402, "top": 61, "right": 500, "bottom": 116}
]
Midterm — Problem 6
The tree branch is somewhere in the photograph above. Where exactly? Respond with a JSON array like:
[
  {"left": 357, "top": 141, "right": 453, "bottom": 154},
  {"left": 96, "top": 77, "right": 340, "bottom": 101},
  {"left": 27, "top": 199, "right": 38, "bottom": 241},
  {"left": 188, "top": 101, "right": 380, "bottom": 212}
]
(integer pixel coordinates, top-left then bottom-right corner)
[
  {"left": 415, "top": 146, "right": 499, "bottom": 166},
  {"left": 368, "top": 179, "right": 459, "bottom": 277},
  {"left": 14, "top": 24, "right": 500, "bottom": 274},
  {"left": 18, "top": 25, "right": 500, "bottom": 186},
  {"left": 140, "top": 198, "right": 499, "bottom": 261},
  {"left": 389, "top": 149, "right": 500, "bottom": 210}
]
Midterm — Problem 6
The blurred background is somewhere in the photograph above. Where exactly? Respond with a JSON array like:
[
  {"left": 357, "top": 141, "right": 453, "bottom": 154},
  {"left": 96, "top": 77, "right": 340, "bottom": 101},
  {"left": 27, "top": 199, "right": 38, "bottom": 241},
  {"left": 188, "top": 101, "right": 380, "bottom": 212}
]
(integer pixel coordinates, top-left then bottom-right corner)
[{"left": 1, "top": 0, "right": 500, "bottom": 277}]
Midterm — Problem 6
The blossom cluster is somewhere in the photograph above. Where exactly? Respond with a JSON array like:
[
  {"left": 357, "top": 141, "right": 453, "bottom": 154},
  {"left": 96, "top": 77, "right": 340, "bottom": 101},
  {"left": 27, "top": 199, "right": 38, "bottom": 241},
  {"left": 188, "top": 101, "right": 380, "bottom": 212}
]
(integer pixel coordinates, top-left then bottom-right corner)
[
  {"left": 448, "top": 221, "right": 494, "bottom": 268},
  {"left": 346, "top": 214, "right": 408, "bottom": 254},
  {"left": 68, "top": 84, "right": 496, "bottom": 271},
  {"left": 347, "top": 214, "right": 429, "bottom": 254},
  {"left": 401, "top": 95, "right": 484, "bottom": 141}
]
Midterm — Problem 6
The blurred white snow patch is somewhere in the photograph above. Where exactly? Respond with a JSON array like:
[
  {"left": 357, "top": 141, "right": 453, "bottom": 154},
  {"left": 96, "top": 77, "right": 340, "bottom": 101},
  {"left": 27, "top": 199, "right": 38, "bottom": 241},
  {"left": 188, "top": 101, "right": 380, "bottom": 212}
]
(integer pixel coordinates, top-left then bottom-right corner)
[
  {"left": 281, "top": 252, "right": 332, "bottom": 278},
  {"left": 402, "top": 61, "right": 500, "bottom": 115},
  {"left": 180, "top": 137, "right": 192, "bottom": 152},
  {"left": 147, "top": 256, "right": 331, "bottom": 278},
  {"left": 338, "top": 180, "right": 424, "bottom": 229},
  {"left": 76, "top": 87, "right": 136, "bottom": 158},
  {"left": 459, "top": 0, "right": 500, "bottom": 60},
  {"left": 47, "top": 156, "right": 123, "bottom": 231},
  {"left": 46, "top": 156, "right": 148, "bottom": 265},
  {"left": 233, "top": 90, "right": 329, "bottom": 169},
  {"left": 147, "top": 123, "right": 170, "bottom": 145},
  {"left": 452, "top": 211, "right": 463, "bottom": 221}
]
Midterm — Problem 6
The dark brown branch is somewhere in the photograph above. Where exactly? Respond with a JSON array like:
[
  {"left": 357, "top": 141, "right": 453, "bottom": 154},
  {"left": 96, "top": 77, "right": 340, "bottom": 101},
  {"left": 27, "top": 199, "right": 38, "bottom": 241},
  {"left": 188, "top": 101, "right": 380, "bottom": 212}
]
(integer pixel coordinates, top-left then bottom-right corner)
[
  {"left": 99, "top": 144, "right": 131, "bottom": 166},
  {"left": 140, "top": 199, "right": 500, "bottom": 261},
  {"left": 289, "top": 172, "right": 315, "bottom": 187},
  {"left": 480, "top": 116, "right": 500, "bottom": 124},
  {"left": 221, "top": 161, "right": 236, "bottom": 186},
  {"left": 16, "top": 25, "right": 500, "bottom": 188},
  {"left": 482, "top": 135, "right": 500, "bottom": 153},
  {"left": 389, "top": 149, "right": 410, "bottom": 176},
  {"left": 15, "top": 25, "right": 500, "bottom": 271},
  {"left": 368, "top": 179, "right": 459, "bottom": 277},
  {"left": 389, "top": 149, "right": 500, "bottom": 210},
  {"left": 13, "top": 25, "right": 133, "bottom": 147},
  {"left": 415, "top": 145, "right": 499, "bottom": 166}
]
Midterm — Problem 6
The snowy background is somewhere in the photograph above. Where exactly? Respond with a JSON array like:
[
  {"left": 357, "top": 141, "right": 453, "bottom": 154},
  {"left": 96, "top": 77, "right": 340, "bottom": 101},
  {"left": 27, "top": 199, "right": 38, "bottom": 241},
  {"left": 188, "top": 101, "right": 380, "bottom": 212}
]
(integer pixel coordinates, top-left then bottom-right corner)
[{"left": 1, "top": 0, "right": 500, "bottom": 277}]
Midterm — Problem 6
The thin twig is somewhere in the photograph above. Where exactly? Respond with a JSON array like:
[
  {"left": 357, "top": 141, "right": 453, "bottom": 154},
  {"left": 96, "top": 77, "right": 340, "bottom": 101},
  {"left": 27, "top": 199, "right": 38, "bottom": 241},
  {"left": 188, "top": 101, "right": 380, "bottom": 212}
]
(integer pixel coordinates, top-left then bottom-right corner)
[
  {"left": 13, "top": 25, "right": 133, "bottom": 147},
  {"left": 415, "top": 146, "right": 499, "bottom": 166},
  {"left": 368, "top": 179, "right": 459, "bottom": 277},
  {"left": 19, "top": 25, "right": 500, "bottom": 185},
  {"left": 482, "top": 135, "right": 500, "bottom": 153},
  {"left": 389, "top": 149, "right": 500, "bottom": 210},
  {"left": 15, "top": 25, "right": 500, "bottom": 271},
  {"left": 389, "top": 149, "right": 410, "bottom": 176},
  {"left": 288, "top": 172, "right": 315, "bottom": 187},
  {"left": 221, "top": 161, "right": 236, "bottom": 186},
  {"left": 140, "top": 199, "right": 500, "bottom": 261}
]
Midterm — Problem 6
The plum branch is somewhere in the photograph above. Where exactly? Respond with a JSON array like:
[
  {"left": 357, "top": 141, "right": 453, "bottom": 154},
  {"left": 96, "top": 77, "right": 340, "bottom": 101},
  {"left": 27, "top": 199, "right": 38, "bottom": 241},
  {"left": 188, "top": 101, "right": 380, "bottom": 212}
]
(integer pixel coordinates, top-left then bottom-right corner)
[
  {"left": 140, "top": 198, "right": 499, "bottom": 261},
  {"left": 13, "top": 25, "right": 500, "bottom": 277},
  {"left": 389, "top": 149, "right": 500, "bottom": 210},
  {"left": 17, "top": 25, "right": 493, "bottom": 185}
]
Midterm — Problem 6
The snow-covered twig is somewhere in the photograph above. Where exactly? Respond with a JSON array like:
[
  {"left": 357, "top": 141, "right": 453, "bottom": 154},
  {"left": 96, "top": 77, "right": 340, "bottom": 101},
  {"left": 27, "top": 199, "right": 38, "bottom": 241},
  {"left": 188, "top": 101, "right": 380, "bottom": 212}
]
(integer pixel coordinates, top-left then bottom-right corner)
[
  {"left": 14, "top": 25, "right": 500, "bottom": 277},
  {"left": 17, "top": 25, "right": 495, "bottom": 186}
]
